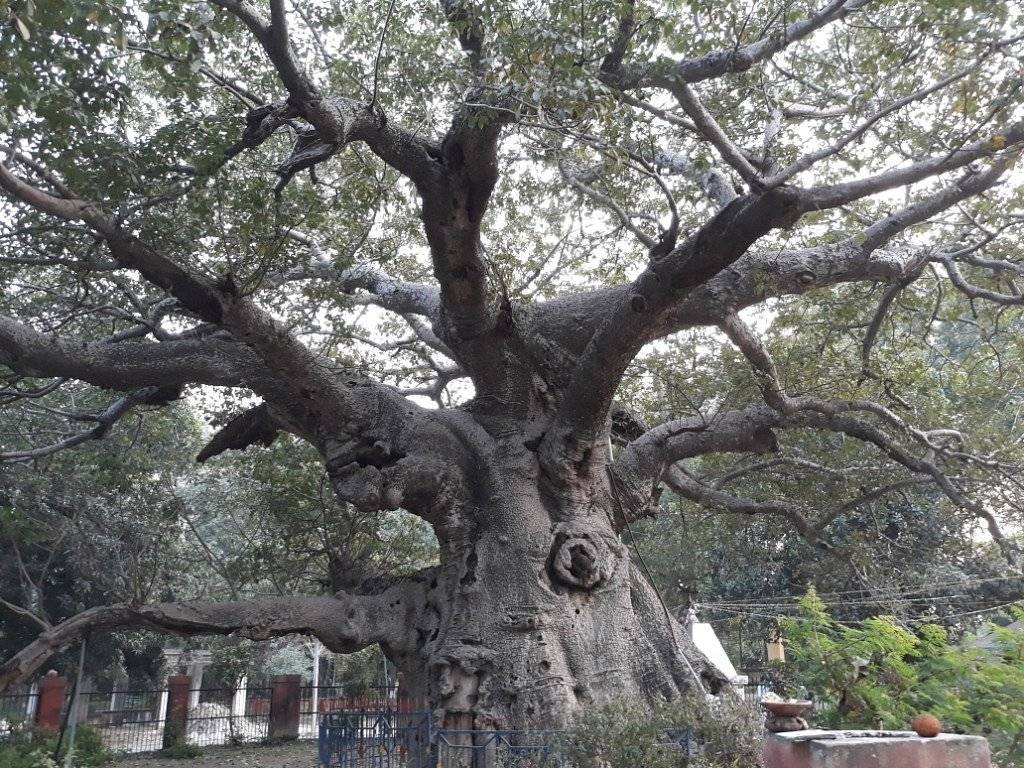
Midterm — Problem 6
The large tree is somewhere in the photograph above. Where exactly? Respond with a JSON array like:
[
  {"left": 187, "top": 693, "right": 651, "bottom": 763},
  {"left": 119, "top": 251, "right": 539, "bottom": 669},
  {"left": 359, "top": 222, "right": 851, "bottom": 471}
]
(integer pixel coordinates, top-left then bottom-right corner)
[{"left": 1, "top": 0, "right": 1023, "bottom": 732}]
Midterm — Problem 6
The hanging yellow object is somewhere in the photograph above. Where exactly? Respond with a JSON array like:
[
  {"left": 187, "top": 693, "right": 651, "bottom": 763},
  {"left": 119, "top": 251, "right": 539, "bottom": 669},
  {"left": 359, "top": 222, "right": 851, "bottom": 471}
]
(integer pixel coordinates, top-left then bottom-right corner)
[{"left": 766, "top": 639, "right": 786, "bottom": 663}]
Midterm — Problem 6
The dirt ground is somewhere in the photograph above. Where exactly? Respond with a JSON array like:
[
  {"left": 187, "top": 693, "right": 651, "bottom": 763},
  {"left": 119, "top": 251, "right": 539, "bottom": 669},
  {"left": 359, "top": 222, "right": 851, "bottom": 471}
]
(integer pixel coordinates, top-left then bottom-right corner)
[{"left": 114, "top": 741, "right": 319, "bottom": 768}]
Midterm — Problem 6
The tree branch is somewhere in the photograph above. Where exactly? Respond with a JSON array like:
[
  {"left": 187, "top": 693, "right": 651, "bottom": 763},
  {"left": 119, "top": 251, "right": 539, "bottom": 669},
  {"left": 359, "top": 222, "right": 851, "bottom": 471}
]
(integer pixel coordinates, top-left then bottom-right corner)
[
  {"left": 0, "top": 314, "right": 276, "bottom": 394},
  {"left": 0, "top": 598, "right": 51, "bottom": 633},
  {"left": 538, "top": 145, "right": 1019, "bottom": 365},
  {"left": 280, "top": 261, "right": 441, "bottom": 318},
  {"left": 0, "top": 387, "right": 164, "bottom": 464},
  {"left": 0, "top": 154, "right": 381, "bottom": 432},
  {"left": 609, "top": 404, "right": 782, "bottom": 528},
  {"left": 667, "top": 82, "right": 763, "bottom": 186},
  {"left": 790, "top": 409, "right": 1020, "bottom": 565},
  {"left": 0, "top": 582, "right": 424, "bottom": 692},
  {"left": 767, "top": 55, "right": 1000, "bottom": 185},
  {"left": 612, "top": 0, "right": 871, "bottom": 88},
  {"left": 441, "top": 0, "right": 485, "bottom": 71},
  {"left": 559, "top": 161, "right": 657, "bottom": 249},
  {"left": 662, "top": 465, "right": 819, "bottom": 545},
  {"left": 210, "top": 0, "right": 440, "bottom": 191},
  {"left": 541, "top": 187, "right": 801, "bottom": 480},
  {"left": 798, "top": 121, "right": 1024, "bottom": 212}
]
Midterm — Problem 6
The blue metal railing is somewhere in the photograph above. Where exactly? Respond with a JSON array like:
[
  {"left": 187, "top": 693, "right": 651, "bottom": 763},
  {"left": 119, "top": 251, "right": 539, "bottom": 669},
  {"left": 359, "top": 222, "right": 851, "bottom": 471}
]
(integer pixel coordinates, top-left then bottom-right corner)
[
  {"left": 319, "top": 712, "right": 699, "bottom": 767},
  {"left": 320, "top": 711, "right": 432, "bottom": 767},
  {"left": 436, "top": 729, "right": 566, "bottom": 767}
]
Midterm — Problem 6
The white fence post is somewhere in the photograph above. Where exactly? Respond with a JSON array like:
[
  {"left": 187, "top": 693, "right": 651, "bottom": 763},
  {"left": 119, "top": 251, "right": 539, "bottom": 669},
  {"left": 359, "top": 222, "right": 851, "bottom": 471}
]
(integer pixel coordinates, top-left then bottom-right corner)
[
  {"left": 231, "top": 677, "right": 248, "bottom": 720},
  {"left": 26, "top": 682, "right": 39, "bottom": 720},
  {"left": 156, "top": 689, "right": 169, "bottom": 724}
]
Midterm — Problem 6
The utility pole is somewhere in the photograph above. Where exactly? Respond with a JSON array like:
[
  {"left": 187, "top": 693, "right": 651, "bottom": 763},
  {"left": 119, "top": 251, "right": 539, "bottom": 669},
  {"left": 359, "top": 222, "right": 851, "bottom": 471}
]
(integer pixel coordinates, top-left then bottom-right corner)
[{"left": 64, "top": 637, "right": 87, "bottom": 768}]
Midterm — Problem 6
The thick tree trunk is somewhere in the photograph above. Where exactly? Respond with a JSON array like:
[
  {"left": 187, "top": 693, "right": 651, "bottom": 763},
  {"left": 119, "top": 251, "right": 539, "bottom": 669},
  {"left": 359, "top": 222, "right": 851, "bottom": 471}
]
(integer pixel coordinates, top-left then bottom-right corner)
[
  {"left": 379, "top": 459, "right": 721, "bottom": 731},
  {"left": 1, "top": 411, "right": 723, "bottom": 735}
]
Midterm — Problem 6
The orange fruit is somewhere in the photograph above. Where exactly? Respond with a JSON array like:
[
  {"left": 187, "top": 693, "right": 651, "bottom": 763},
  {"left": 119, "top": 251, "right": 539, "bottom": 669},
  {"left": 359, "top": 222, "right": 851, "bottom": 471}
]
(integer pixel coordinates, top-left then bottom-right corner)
[{"left": 912, "top": 713, "right": 941, "bottom": 738}]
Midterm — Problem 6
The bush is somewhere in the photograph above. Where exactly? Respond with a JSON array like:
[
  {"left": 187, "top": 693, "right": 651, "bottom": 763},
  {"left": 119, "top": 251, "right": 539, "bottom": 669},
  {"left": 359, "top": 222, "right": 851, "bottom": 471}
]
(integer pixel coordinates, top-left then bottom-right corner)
[
  {"left": 60, "top": 725, "right": 113, "bottom": 767},
  {"left": 783, "top": 589, "right": 1024, "bottom": 765},
  {"left": 0, "top": 724, "right": 111, "bottom": 768},
  {"left": 0, "top": 728, "right": 57, "bottom": 768},
  {"left": 664, "top": 694, "right": 764, "bottom": 768},
  {"left": 565, "top": 692, "right": 762, "bottom": 768},
  {"left": 0, "top": 745, "right": 58, "bottom": 768}
]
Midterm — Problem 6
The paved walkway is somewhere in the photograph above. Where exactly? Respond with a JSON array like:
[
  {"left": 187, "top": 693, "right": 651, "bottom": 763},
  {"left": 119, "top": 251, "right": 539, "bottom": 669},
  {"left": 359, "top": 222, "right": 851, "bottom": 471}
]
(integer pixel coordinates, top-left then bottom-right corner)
[{"left": 115, "top": 741, "right": 318, "bottom": 767}]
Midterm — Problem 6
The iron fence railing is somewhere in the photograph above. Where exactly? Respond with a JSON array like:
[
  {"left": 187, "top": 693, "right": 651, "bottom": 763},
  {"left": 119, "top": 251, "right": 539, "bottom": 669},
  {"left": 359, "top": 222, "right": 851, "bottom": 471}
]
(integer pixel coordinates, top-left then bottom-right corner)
[
  {"left": 435, "top": 729, "right": 567, "bottom": 768},
  {"left": 742, "top": 681, "right": 772, "bottom": 702},
  {"left": 320, "top": 718, "right": 701, "bottom": 768},
  {"left": 49, "top": 685, "right": 274, "bottom": 753},
  {"left": 0, "top": 692, "right": 38, "bottom": 740},
  {"left": 76, "top": 688, "right": 166, "bottom": 753},
  {"left": 186, "top": 687, "right": 271, "bottom": 747},
  {"left": 301, "top": 685, "right": 424, "bottom": 739},
  {"left": 320, "top": 711, "right": 432, "bottom": 768},
  {"left": 7, "top": 681, "right": 738, "bottom": 765}
]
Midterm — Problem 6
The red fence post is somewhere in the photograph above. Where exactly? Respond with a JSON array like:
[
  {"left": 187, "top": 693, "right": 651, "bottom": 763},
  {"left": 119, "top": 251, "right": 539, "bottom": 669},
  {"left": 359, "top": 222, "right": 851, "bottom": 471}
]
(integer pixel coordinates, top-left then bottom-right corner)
[
  {"left": 35, "top": 673, "right": 66, "bottom": 733},
  {"left": 269, "top": 675, "right": 301, "bottom": 741},
  {"left": 162, "top": 675, "right": 192, "bottom": 749}
]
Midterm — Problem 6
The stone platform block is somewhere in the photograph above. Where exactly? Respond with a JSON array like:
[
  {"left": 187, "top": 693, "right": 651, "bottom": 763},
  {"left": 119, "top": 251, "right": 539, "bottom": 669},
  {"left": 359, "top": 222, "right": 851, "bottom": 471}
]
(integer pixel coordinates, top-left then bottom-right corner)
[{"left": 762, "top": 729, "right": 990, "bottom": 768}]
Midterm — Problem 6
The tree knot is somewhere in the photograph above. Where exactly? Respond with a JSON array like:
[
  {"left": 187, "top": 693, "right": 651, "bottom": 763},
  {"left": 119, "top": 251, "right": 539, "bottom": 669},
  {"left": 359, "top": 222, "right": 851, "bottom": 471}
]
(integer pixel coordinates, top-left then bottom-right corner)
[{"left": 548, "top": 525, "right": 622, "bottom": 591}]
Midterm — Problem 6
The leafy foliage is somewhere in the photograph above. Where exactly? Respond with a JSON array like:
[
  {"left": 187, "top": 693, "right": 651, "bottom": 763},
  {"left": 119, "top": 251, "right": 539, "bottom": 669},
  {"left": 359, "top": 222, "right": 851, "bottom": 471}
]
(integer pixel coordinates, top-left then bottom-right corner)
[
  {"left": 0, "top": 724, "right": 111, "bottom": 768},
  {"left": 566, "top": 694, "right": 762, "bottom": 768},
  {"left": 782, "top": 589, "right": 1024, "bottom": 764}
]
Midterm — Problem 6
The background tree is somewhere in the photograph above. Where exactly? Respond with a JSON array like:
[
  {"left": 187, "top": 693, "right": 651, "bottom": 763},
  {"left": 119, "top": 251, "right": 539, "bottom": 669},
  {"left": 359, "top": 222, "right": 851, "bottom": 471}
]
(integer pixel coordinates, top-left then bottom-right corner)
[{"left": 1, "top": 0, "right": 1023, "bottom": 733}]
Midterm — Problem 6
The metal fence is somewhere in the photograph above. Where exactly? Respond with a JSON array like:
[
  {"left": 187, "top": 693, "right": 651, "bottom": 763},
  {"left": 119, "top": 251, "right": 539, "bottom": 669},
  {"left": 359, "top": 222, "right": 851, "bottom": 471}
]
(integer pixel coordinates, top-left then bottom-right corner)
[
  {"left": 741, "top": 681, "right": 772, "bottom": 702},
  {"left": 185, "top": 687, "right": 272, "bottom": 748},
  {"left": 0, "top": 691, "right": 38, "bottom": 740},
  {"left": 75, "top": 688, "right": 166, "bottom": 753},
  {"left": 320, "top": 717, "right": 703, "bottom": 768},
  {"left": 301, "top": 686, "right": 424, "bottom": 739},
  {"left": 435, "top": 729, "right": 567, "bottom": 768},
  {"left": 2, "top": 684, "right": 276, "bottom": 754},
  {"left": 8, "top": 683, "right": 745, "bottom": 765},
  {"left": 320, "top": 711, "right": 432, "bottom": 768}
]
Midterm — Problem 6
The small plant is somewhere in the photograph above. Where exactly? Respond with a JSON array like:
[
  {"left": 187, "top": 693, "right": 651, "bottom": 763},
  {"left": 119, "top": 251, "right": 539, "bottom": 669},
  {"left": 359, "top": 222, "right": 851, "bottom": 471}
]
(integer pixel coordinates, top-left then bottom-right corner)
[
  {"left": 0, "top": 728, "right": 57, "bottom": 768},
  {"left": 0, "top": 724, "right": 111, "bottom": 767},
  {"left": 0, "top": 745, "right": 58, "bottom": 768},
  {"left": 565, "top": 693, "right": 762, "bottom": 768},
  {"left": 664, "top": 694, "right": 763, "bottom": 768},
  {"left": 58, "top": 725, "right": 113, "bottom": 767}
]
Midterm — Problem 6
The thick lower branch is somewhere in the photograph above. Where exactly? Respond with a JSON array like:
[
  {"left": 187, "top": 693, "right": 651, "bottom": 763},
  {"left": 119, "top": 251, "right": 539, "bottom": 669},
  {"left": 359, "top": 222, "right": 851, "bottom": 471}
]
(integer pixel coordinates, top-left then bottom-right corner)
[
  {"left": 0, "top": 588, "right": 419, "bottom": 693},
  {"left": 610, "top": 405, "right": 781, "bottom": 529},
  {"left": 0, "top": 315, "right": 277, "bottom": 394}
]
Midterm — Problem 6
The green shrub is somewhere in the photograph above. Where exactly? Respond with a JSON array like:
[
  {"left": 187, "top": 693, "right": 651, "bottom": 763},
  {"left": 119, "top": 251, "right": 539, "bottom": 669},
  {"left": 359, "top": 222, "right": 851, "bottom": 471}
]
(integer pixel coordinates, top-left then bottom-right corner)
[
  {"left": 664, "top": 694, "right": 763, "bottom": 768},
  {"left": 0, "top": 745, "right": 58, "bottom": 768},
  {"left": 0, "top": 727, "right": 57, "bottom": 768},
  {"left": 783, "top": 589, "right": 1024, "bottom": 766},
  {"left": 0, "top": 723, "right": 112, "bottom": 768},
  {"left": 565, "top": 693, "right": 762, "bottom": 768},
  {"left": 59, "top": 725, "right": 112, "bottom": 767}
]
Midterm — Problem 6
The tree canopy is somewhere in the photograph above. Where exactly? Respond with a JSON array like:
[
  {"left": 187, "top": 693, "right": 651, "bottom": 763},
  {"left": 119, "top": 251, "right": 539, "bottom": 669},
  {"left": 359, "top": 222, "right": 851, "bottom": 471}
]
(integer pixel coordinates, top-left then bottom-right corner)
[{"left": 1, "top": 0, "right": 1023, "bottom": 728}]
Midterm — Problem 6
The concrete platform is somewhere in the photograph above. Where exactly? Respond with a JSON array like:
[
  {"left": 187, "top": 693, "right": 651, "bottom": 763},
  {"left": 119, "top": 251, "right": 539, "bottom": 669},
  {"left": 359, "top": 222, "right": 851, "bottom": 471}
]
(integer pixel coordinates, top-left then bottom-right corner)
[{"left": 762, "top": 729, "right": 991, "bottom": 768}]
